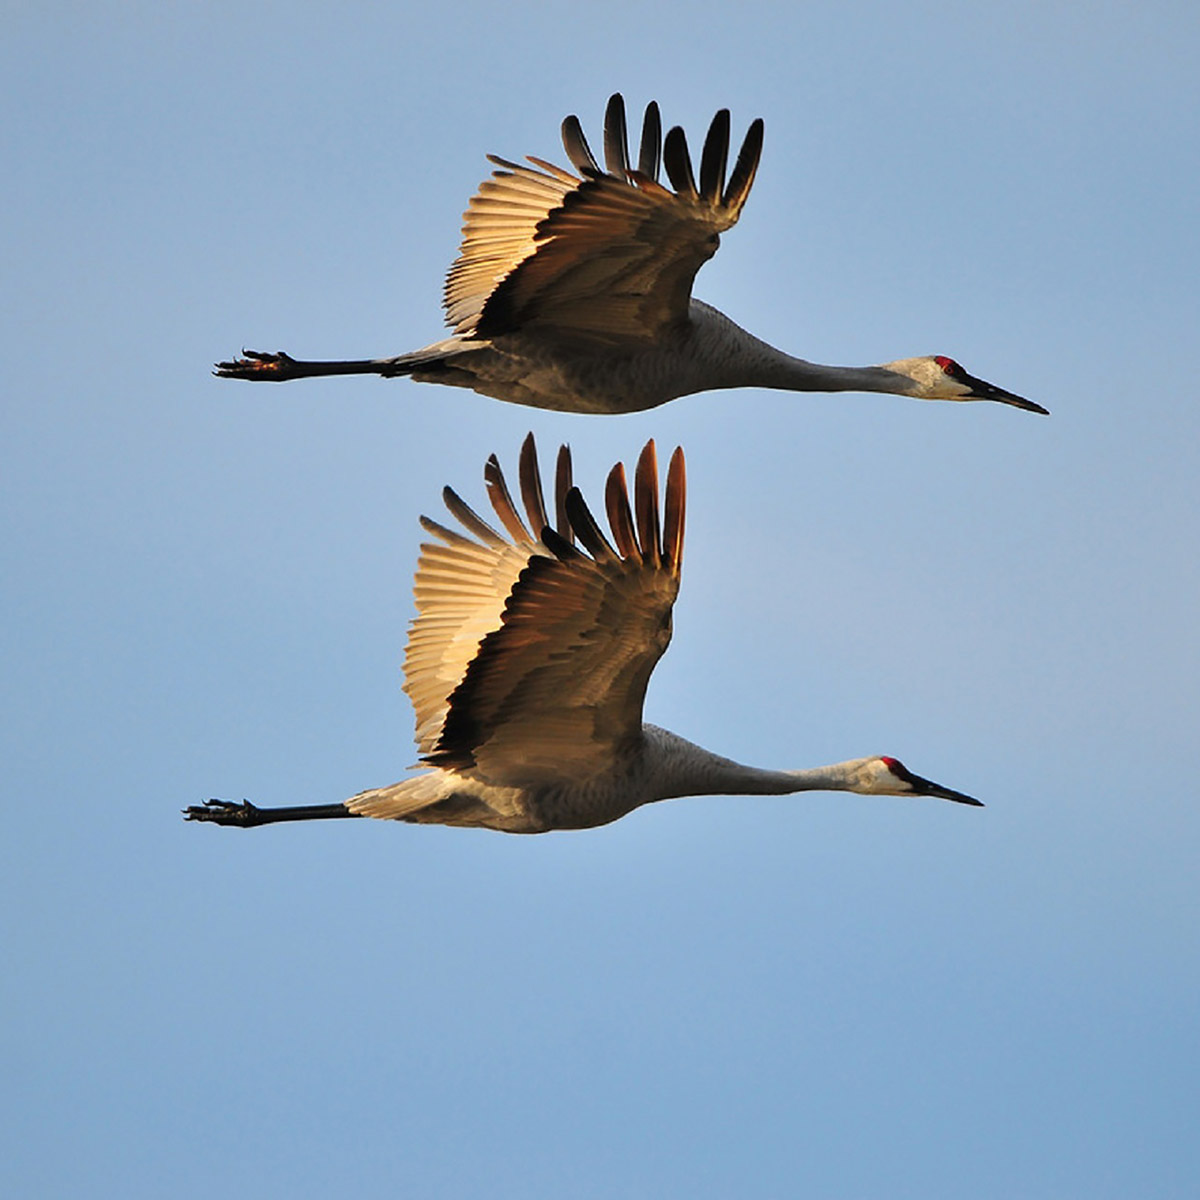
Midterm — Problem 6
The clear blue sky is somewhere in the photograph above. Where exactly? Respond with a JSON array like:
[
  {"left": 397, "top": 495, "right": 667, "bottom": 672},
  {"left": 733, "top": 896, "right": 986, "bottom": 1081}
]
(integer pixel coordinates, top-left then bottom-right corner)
[{"left": 4, "top": 3, "right": 1198, "bottom": 1197}]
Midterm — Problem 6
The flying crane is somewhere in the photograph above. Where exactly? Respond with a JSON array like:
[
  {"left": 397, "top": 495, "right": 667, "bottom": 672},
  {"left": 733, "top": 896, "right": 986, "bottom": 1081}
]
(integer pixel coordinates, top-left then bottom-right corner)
[
  {"left": 186, "top": 435, "right": 982, "bottom": 834},
  {"left": 216, "top": 94, "right": 1045, "bottom": 416}
]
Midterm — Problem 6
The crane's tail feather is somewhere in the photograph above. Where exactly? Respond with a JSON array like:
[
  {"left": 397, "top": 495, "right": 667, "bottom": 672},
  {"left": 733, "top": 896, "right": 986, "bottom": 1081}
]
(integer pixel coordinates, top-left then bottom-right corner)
[{"left": 346, "top": 777, "right": 454, "bottom": 822}]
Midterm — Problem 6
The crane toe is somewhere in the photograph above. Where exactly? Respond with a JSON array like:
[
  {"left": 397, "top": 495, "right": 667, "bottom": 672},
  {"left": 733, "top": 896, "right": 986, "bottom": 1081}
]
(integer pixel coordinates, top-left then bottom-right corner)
[
  {"left": 213, "top": 350, "right": 297, "bottom": 380},
  {"left": 183, "top": 798, "right": 263, "bottom": 826}
]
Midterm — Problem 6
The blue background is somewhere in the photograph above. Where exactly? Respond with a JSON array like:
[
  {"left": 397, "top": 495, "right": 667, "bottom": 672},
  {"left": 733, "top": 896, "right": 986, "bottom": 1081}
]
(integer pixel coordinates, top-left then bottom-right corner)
[{"left": 4, "top": 3, "right": 1198, "bottom": 1196}]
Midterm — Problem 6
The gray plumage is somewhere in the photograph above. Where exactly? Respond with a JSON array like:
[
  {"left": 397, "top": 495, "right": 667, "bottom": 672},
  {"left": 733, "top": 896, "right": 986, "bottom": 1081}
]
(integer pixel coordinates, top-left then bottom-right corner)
[
  {"left": 215, "top": 94, "right": 1045, "bottom": 415},
  {"left": 185, "top": 436, "right": 983, "bottom": 835}
]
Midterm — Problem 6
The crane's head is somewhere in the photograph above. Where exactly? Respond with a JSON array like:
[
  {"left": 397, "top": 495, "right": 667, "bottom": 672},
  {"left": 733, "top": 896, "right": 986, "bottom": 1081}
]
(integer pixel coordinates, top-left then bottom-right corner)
[
  {"left": 882, "top": 356, "right": 1048, "bottom": 414},
  {"left": 848, "top": 756, "right": 983, "bottom": 806}
]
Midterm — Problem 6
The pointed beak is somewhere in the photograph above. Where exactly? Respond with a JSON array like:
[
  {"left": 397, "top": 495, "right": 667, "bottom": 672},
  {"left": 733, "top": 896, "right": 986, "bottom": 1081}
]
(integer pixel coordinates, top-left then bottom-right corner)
[
  {"left": 892, "top": 763, "right": 984, "bottom": 811},
  {"left": 911, "top": 773, "right": 985, "bottom": 807},
  {"left": 884, "top": 758, "right": 985, "bottom": 806},
  {"left": 963, "top": 372, "right": 1049, "bottom": 415}
]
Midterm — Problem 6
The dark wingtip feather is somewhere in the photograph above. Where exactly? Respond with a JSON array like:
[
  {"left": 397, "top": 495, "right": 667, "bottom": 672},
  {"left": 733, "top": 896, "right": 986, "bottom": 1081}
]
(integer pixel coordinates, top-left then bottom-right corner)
[
  {"left": 663, "top": 447, "right": 686, "bottom": 574},
  {"left": 603, "top": 93, "right": 630, "bottom": 177},
  {"left": 699, "top": 109, "right": 730, "bottom": 204},
  {"left": 723, "top": 117, "right": 764, "bottom": 213},
  {"left": 638, "top": 100, "right": 662, "bottom": 181},
  {"left": 443, "top": 485, "right": 506, "bottom": 548},
  {"left": 634, "top": 440, "right": 662, "bottom": 567},
  {"left": 485, "top": 453, "right": 531, "bottom": 543},
  {"left": 605, "top": 461, "right": 640, "bottom": 561},
  {"left": 663, "top": 126, "right": 698, "bottom": 200},
  {"left": 518, "top": 433, "right": 548, "bottom": 537},
  {"left": 541, "top": 523, "right": 582, "bottom": 562},
  {"left": 565, "top": 486, "right": 618, "bottom": 563},
  {"left": 554, "top": 445, "right": 574, "bottom": 543},
  {"left": 561, "top": 113, "right": 599, "bottom": 174}
]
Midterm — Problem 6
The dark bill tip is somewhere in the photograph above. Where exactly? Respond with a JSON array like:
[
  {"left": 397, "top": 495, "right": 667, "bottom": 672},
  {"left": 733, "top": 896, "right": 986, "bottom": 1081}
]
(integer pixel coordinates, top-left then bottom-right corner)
[
  {"left": 995, "top": 392, "right": 1050, "bottom": 416},
  {"left": 909, "top": 771, "right": 984, "bottom": 806},
  {"left": 927, "top": 784, "right": 985, "bottom": 807},
  {"left": 887, "top": 759, "right": 985, "bottom": 807},
  {"left": 966, "top": 373, "right": 1049, "bottom": 415}
]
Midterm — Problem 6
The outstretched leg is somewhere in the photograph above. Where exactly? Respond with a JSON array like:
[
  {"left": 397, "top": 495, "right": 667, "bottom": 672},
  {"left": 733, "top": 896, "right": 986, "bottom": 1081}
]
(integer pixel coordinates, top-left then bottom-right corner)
[
  {"left": 214, "top": 349, "right": 410, "bottom": 382},
  {"left": 184, "top": 798, "right": 363, "bottom": 828}
]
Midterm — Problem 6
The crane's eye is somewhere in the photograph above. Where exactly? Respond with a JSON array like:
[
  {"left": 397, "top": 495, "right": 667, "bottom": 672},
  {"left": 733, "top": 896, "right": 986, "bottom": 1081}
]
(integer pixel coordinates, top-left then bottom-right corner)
[{"left": 934, "top": 356, "right": 961, "bottom": 376}]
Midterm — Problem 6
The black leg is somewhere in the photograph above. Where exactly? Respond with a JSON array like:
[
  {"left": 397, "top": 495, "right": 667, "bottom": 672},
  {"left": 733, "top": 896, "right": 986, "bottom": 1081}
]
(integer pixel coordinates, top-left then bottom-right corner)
[
  {"left": 183, "top": 799, "right": 363, "bottom": 828},
  {"left": 213, "top": 350, "right": 403, "bottom": 382}
]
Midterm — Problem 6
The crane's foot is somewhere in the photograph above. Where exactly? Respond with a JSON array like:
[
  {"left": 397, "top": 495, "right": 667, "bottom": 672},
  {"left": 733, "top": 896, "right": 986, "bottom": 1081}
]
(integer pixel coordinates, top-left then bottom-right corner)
[
  {"left": 184, "top": 798, "right": 266, "bottom": 827},
  {"left": 214, "top": 349, "right": 298, "bottom": 381}
]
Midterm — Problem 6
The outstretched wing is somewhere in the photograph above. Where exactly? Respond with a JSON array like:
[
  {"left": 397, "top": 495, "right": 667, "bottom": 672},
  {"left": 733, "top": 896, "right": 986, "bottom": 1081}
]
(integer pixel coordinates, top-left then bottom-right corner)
[
  {"left": 405, "top": 434, "right": 575, "bottom": 755},
  {"left": 416, "top": 438, "right": 687, "bottom": 788},
  {"left": 443, "top": 93, "right": 764, "bottom": 346}
]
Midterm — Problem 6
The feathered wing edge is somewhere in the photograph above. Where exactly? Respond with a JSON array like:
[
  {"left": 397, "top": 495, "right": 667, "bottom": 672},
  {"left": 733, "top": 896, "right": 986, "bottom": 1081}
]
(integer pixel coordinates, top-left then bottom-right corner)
[
  {"left": 403, "top": 434, "right": 570, "bottom": 755},
  {"left": 546, "top": 439, "right": 685, "bottom": 577},
  {"left": 417, "top": 435, "right": 685, "bottom": 774},
  {"left": 444, "top": 94, "right": 764, "bottom": 339}
]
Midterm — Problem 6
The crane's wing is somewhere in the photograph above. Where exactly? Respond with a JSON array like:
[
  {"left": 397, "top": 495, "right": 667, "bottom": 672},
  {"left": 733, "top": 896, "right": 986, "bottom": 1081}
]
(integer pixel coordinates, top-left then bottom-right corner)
[
  {"left": 443, "top": 93, "right": 764, "bottom": 347},
  {"left": 414, "top": 437, "right": 687, "bottom": 788},
  {"left": 405, "top": 434, "right": 576, "bottom": 755}
]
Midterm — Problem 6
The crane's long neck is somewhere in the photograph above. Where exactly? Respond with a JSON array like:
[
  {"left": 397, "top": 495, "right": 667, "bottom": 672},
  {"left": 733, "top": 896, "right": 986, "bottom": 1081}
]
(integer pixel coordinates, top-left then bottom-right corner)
[
  {"left": 644, "top": 727, "right": 866, "bottom": 801},
  {"left": 689, "top": 302, "right": 911, "bottom": 396},
  {"left": 741, "top": 354, "right": 909, "bottom": 396}
]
